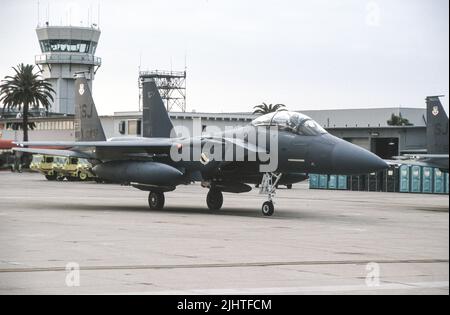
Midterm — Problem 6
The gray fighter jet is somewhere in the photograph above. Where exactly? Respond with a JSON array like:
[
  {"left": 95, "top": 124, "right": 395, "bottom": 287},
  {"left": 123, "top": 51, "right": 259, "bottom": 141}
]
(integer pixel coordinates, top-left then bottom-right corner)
[
  {"left": 392, "top": 96, "right": 449, "bottom": 171},
  {"left": 14, "top": 73, "right": 388, "bottom": 216}
]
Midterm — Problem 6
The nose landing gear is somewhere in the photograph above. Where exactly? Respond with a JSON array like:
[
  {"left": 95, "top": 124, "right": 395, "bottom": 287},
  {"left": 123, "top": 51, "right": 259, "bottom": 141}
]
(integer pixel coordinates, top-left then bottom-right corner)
[
  {"left": 259, "top": 173, "right": 282, "bottom": 216},
  {"left": 262, "top": 201, "right": 274, "bottom": 216}
]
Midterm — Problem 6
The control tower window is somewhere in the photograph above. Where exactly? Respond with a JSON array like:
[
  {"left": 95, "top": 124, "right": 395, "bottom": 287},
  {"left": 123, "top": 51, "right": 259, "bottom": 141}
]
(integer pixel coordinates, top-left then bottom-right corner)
[
  {"left": 39, "top": 40, "right": 95, "bottom": 53},
  {"left": 90, "top": 42, "right": 97, "bottom": 54}
]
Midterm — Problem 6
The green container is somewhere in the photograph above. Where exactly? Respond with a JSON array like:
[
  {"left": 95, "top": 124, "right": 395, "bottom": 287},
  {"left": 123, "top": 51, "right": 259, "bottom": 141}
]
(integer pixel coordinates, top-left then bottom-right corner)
[
  {"left": 410, "top": 165, "right": 422, "bottom": 193},
  {"left": 309, "top": 174, "right": 319, "bottom": 189},
  {"left": 399, "top": 165, "right": 410, "bottom": 193},
  {"left": 328, "top": 175, "right": 338, "bottom": 189},
  {"left": 338, "top": 175, "right": 348, "bottom": 190},
  {"left": 422, "top": 167, "right": 433, "bottom": 194},
  {"left": 318, "top": 175, "right": 328, "bottom": 189},
  {"left": 433, "top": 168, "right": 445, "bottom": 194},
  {"left": 446, "top": 172, "right": 449, "bottom": 194}
]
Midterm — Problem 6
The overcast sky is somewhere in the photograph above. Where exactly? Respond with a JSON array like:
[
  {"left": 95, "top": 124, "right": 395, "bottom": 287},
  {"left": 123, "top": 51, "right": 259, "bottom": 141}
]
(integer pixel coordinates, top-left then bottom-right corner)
[{"left": 0, "top": 0, "right": 448, "bottom": 115}]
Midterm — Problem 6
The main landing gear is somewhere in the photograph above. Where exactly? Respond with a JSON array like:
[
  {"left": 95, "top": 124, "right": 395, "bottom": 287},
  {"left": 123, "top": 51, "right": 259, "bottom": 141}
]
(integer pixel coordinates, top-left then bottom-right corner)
[
  {"left": 207, "top": 188, "right": 223, "bottom": 211},
  {"left": 148, "top": 191, "right": 165, "bottom": 210},
  {"left": 259, "top": 173, "right": 282, "bottom": 217}
]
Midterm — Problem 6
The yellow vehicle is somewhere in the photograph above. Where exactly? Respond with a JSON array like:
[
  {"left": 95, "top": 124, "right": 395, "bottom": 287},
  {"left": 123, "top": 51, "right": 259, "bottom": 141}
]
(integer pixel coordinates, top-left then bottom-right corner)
[
  {"left": 30, "top": 154, "right": 43, "bottom": 172},
  {"left": 31, "top": 155, "right": 95, "bottom": 181},
  {"left": 56, "top": 157, "right": 95, "bottom": 181},
  {"left": 31, "top": 155, "right": 60, "bottom": 180}
]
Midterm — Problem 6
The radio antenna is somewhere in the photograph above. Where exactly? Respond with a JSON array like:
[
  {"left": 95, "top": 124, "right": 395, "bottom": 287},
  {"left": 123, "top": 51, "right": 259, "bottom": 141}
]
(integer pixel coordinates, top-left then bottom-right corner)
[{"left": 37, "top": 0, "right": 40, "bottom": 26}]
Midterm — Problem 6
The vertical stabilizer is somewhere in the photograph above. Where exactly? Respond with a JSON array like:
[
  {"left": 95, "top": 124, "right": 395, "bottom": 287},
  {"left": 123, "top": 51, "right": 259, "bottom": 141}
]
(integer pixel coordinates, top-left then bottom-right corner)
[
  {"left": 142, "top": 80, "right": 174, "bottom": 138},
  {"left": 426, "top": 96, "right": 449, "bottom": 154},
  {"left": 74, "top": 73, "right": 106, "bottom": 141}
]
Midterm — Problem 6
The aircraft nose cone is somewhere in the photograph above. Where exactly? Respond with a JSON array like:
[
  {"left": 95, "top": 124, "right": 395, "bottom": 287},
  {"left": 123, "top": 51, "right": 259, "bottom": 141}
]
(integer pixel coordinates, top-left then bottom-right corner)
[{"left": 332, "top": 141, "right": 388, "bottom": 175}]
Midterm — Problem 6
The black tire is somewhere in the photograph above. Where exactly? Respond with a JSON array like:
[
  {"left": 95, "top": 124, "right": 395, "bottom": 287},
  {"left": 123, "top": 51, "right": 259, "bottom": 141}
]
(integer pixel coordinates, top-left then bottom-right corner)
[
  {"left": 78, "top": 172, "right": 88, "bottom": 181},
  {"left": 148, "top": 191, "right": 165, "bottom": 210},
  {"left": 262, "top": 201, "right": 274, "bottom": 216},
  {"left": 286, "top": 184, "right": 293, "bottom": 190},
  {"left": 207, "top": 189, "right": 223, "bottom": 211},
  {"left": 45, "top": 174, "right": 57, "bottom": 181}
]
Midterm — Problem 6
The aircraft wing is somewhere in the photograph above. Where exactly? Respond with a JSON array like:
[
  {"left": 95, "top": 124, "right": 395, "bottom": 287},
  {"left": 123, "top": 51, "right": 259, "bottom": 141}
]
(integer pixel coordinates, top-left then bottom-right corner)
[
  {"left": 12, "top": 136, "right": 268, "bottom": 162},
  {"left": 13, "top": 138, "right": 174, "bottom": 148},
  {"left": 12, "top": 139, "right": 177, "bottom": 160},
  {"left": 402, "top": 154, "right": 449, "bottom": 160},
  {"left": 12, "top": 148, "right": 93, "bottom": 159},
  {"left": 412, "top": 155, "right": 449, "bottom": 170},
  {"left": 388, "top": 154, "right": 449, "bottom": 170}
]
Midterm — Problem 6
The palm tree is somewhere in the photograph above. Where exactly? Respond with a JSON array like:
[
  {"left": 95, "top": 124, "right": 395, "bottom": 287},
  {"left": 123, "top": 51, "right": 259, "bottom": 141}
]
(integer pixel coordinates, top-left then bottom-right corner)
[
  {"left": 253, "top": 102, "right": 286, "bottom": 115},
  {"left": 387, "top": 113, "right": 413, "bottom": 126},
  {"left": 0, "top": 63, "right": 54, "bottom": 142}
]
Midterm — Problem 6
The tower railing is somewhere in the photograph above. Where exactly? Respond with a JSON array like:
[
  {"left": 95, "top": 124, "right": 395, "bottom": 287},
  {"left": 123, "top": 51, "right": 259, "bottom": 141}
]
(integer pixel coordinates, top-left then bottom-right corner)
[{"left": 35, "top": 54, "right": 102, "bottom": 66}]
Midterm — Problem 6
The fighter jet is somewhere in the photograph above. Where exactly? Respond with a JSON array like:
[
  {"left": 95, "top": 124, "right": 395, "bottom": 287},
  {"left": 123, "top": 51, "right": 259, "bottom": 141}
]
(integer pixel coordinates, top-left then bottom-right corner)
[
  {"left": 13, "top": 73, "right": 388, "bottom": 216},
  {"left": 392, "top": 96, "right": 449, "bottom": 171}
]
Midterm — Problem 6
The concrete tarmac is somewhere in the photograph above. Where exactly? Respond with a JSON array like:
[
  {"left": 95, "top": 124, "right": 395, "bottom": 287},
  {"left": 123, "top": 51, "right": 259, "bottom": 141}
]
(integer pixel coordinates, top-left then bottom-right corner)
[{"left": 0, "top": 172, "right": 448, "bottom": 295}]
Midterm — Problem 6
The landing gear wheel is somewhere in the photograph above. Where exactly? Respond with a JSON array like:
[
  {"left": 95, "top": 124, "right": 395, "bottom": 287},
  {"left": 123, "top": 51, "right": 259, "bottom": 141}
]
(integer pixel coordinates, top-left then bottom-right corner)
[
  {"left": 207, "top": 189, "right": 223, "bottom": 211},
  {"left": 148, "top": 191, "right": 165, "bottom": 210},
  {"left": 286, "top": 184, "right": 293, "bottom": 190},
  {"left": 262, "top": 201, "right": 274, "bottom": 216}
]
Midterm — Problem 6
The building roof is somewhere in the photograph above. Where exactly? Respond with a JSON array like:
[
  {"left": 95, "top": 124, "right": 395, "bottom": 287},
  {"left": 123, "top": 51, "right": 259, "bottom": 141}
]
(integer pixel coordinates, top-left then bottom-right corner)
[
  {"left": 112, "top": 107, "right": 427, "bottom": 128},
  {"left": 301, "top": 107, "right": 426, "bottom": 128}
]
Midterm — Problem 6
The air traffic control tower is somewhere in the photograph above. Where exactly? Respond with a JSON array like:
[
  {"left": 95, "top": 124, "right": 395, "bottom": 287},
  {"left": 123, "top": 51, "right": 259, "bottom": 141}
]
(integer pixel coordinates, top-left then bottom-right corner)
[{"left": 35, "top": 25, "right": 101, "bottom": 114}]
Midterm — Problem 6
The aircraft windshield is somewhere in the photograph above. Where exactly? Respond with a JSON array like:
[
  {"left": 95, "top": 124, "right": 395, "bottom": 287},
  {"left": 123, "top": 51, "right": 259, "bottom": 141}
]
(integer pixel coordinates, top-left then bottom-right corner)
[{"left": 251, "top": 111, "right": 327, "bottom": 136}]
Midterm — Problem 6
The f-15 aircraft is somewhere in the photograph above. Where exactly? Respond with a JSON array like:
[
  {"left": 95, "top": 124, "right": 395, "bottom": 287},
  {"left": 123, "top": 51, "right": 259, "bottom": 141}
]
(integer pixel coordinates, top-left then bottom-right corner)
[
  {"left": 14, "top": 73, "right": 388, "bottom": 216},
  {"left": 393, "top": 96, "right": 449, "bottom": 171}
]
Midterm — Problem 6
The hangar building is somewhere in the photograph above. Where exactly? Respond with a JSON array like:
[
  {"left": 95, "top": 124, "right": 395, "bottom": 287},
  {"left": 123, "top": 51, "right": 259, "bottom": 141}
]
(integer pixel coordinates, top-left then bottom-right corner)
[{"left": 0, "top": 107, "right": 427, "bottom": 159}]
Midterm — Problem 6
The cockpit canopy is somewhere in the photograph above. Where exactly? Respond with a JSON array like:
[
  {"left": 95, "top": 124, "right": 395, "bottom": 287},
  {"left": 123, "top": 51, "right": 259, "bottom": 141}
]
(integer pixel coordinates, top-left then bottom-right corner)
[{"left": 251, "top": 111, "right": 327, "bottom": 136}]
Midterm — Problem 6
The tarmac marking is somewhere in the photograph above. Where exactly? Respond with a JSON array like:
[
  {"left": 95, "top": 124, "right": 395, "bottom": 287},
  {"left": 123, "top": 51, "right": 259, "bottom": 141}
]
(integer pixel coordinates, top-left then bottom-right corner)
[
  {"left": 0, "top": 258, "right": 447, "bottom": 273},
  {"left": 121, "top": 281, "right": 450, "bottom": 295}
]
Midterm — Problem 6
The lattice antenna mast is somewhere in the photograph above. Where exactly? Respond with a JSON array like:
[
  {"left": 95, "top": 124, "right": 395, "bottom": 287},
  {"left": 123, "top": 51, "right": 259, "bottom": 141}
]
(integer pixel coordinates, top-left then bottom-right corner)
[{"left": 139, "top": 70, "right": 186, "bottom": 112}]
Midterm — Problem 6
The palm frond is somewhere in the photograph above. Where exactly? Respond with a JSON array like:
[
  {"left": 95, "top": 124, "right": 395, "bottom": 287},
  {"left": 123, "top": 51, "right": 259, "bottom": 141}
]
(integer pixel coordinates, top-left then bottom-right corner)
[{"left": 0, "top": 63, "right": 55, "bottom": 141}]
